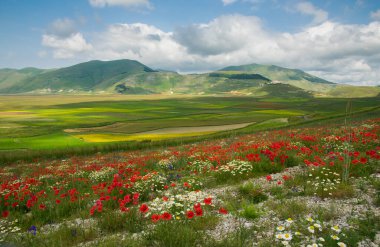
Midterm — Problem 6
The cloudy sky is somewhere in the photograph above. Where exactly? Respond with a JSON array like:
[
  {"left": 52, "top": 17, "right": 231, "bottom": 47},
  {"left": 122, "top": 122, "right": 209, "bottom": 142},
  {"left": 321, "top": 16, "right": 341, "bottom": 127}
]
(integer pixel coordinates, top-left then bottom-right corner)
[{"left": 1, "top": 0, "right": 380, "bottom": 85}]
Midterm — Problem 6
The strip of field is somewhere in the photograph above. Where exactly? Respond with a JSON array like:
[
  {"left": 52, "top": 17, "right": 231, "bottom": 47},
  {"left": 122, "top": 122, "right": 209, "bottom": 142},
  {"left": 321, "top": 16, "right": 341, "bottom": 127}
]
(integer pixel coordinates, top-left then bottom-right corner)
[
  {"left": 72, "top": 122, "right": 254, "bottom": 142},
  {"left": 73, "top": 132, "right": 215, "bottom": 142},
  {"left": 138, "top": 122, "right": 254, "bottom": 134},
  {"left": 66, "top": 122, "right": 254, "bottom": 135}
]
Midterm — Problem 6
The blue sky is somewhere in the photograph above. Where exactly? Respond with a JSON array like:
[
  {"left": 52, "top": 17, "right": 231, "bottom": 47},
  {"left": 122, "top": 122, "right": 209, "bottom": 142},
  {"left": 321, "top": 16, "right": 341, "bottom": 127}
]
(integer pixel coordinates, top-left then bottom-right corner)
[{"left": 1, "top": 0, "right": 380, "bottom": 85}]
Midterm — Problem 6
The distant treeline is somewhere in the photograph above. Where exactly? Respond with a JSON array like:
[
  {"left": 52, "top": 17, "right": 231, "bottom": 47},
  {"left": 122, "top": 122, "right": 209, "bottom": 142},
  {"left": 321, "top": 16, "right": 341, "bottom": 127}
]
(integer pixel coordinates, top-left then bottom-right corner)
[{"left": 209, "top": 73, "right": 271, "bottom": 81}]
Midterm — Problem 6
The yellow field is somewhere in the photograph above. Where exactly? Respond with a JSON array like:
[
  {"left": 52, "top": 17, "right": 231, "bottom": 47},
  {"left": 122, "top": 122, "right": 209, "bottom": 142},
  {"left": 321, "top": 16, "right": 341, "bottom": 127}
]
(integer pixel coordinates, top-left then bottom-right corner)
[{"left": 73, "top": 132, "right": 215, "bottom": 142}]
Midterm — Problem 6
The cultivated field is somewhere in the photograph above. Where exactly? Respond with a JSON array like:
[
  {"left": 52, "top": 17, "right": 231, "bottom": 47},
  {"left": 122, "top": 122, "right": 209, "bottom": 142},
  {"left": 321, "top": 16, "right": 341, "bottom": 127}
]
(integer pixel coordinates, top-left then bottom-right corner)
[{"left": 0, "top": 95, "right": 379, "bottom": 158}]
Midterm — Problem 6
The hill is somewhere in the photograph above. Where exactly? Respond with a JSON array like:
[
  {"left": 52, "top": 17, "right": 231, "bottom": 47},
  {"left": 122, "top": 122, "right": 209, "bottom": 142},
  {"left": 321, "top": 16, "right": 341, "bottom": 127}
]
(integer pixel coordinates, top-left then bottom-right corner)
[
  {"left": 0, "top": 60, "right": 156, "bottom": 93},
  {"left": 0, "top": 60, "right": 379, "bottom": 98}
]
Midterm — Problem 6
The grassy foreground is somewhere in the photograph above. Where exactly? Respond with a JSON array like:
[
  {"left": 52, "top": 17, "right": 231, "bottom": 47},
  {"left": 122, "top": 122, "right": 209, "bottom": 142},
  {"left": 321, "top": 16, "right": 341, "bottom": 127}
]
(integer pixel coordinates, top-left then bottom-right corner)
[{"left": 0, "top": 110, "right": 379, "bottom": 246}]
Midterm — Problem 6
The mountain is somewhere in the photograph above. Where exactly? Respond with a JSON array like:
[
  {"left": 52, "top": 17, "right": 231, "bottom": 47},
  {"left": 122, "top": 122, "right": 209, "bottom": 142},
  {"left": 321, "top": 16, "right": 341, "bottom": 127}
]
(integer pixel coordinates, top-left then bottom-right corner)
[
  {"left": 0, "top": 60, "right": 156, "bottom": 93},
  {"left": 0, "top": 67, "right": 46, "bottom": 92},
  {"left": 0, "top": 60, "right": 379, "bottom": 98}
]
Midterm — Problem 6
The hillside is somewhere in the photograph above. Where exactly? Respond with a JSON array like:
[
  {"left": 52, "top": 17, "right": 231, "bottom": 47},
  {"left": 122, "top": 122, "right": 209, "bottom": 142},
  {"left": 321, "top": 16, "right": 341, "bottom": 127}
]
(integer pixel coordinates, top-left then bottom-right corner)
[
  {"left": 0, "top": 60, "right": 379, "bottom": 97},
  {"left": 0, "top": 67, "right": 46, "bottom": 92},
  {"left": 0, "top": 60, "right": 156, "bottom": 93}
]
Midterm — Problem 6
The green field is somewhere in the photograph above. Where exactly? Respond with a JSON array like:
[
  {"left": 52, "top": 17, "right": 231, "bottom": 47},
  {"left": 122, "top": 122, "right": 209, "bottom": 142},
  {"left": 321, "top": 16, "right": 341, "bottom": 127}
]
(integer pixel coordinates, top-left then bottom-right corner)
[{"left": 0, "top": 95, "right": 379, "bottom": 155}]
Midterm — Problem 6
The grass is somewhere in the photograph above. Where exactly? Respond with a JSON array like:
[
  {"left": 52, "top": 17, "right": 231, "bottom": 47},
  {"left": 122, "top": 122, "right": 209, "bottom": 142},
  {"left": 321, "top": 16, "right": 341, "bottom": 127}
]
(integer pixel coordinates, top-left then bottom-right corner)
[
  {"left": 266, "top": 199, "right": 308, "bottom": 219},
  {"left": 0, "top": 95, "right": 380, "bottom": 164},
  {"left": 238, "top": 183, "right": 268, "bottom": 204}
]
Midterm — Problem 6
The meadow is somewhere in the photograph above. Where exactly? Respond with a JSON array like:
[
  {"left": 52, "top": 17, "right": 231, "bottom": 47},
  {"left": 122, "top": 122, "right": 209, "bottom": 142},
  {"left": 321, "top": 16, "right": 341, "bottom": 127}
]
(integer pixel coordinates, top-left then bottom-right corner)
[
  {"left": 0, "top": 103, "right": 379, "bottom": 246},
  {"left": 0, "top": 95, "right": 379, "bottom": 163}
]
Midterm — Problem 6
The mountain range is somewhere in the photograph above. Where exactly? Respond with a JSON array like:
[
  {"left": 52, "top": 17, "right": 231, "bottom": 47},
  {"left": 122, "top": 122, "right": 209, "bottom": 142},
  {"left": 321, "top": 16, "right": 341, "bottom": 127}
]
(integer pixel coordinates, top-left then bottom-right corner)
[{"left": 0, "top": 59, "right": 379, "bottom": 98}]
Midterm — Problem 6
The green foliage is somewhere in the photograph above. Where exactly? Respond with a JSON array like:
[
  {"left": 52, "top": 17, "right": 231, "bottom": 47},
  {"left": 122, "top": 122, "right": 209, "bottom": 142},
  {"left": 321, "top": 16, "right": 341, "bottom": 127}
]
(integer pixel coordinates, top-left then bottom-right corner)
[
  {"left": 266, "top": 199, "right": 308, "bottom": 219},
  {"left": 143, "top": 220, "right": 204, "bottom": 247},
  {"left": 238, "top": 183, "right": 268, "bottom": 203},
  {"left": 97, "top": 209, "right": 145, "bottom": 233},
  {"left": 240, "top": 203, "right": 261, "bottom": 220},
  {"left": 16, "top": 224, "right": 97, "bottom": 247}
]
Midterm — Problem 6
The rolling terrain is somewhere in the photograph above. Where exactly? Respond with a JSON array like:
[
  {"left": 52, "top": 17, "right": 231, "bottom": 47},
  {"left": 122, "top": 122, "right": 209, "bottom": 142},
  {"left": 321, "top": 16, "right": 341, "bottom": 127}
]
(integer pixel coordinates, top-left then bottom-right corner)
[{"left": 1, "top": 59, "right": 379, "bottom": 97}]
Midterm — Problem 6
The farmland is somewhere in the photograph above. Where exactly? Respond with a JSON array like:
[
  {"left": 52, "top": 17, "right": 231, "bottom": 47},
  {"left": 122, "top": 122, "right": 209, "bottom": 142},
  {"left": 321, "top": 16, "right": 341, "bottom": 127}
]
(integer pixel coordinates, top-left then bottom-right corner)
[
  {"left": 0, "top": 95, "right": 379, "bottom": 160},
  {"left": 0, "top": 103, "right": 379, "bottom": 246}
]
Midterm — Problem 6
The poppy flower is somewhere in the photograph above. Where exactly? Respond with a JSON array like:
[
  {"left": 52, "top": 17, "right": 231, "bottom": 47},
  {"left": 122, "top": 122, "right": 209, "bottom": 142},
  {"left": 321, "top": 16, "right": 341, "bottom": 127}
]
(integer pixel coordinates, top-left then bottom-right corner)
[
  {"left": 161, "top": 212, "right": 172, "bottom": 220},
  {"left": 139, "top": 204, "right": 149, "bottom": 213},
  {"left": 151, "top": 214, "right": 160, "bottom": 222},
  {"left": 2, "top": 210, "right": 9, "bottom": 218},
  {"left": 186, "top": 210, "right": 195, "bottom": 219},
  {"left": 195, "top": 207, "right": 203, "bottom": 216},
  {"left": 266, "top": 175, "right": 272, "bottom": 181},
  {"left": 204, "top": 197, "right": 212, "bottom": 205},
  {"left": 219, "top": 207, "right": 228, "bottom": 214}
]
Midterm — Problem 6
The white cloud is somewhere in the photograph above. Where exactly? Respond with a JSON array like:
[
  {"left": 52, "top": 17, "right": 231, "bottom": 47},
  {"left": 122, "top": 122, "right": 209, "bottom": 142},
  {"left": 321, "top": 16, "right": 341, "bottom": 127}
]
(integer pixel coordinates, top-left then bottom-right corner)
[
  {"left": 174, "top": 15, "right": 267, "bottom": 56},
  {"left": 88, "top": 0, "right": 151, "bottom": 8},
  {"left": 41, "top": 14, "right": 380, "bottom": 85},
  {"left": 295, "top": 1, "right": 328, "bottom": 24},
  {"left": 42, "top": 33, "right": 92, "bottom": 59},
  {"left": 90, "top": 23, "right": 189, "bottom": 68},
  {"left": 222, "top": 0, "right": 238, "bottom": 5},
  {"left": 47, "top": 18, "right": 77, "bottom": 38},
  {"left": 370, "top": 9, "right": 380, "bottom": 21}
]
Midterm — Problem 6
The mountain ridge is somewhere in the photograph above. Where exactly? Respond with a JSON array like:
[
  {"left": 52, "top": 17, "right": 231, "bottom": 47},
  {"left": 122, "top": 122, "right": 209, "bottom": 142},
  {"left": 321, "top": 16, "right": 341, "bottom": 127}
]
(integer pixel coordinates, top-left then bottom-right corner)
[{"left": 0, "top": 59, "right": 379, "bottom": 98}]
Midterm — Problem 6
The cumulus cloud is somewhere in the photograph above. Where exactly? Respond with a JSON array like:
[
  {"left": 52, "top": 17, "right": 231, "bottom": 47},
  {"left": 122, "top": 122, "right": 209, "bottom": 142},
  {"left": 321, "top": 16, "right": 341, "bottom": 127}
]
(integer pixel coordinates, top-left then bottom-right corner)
[
  {"left": 371, "top": 9, "right": 380, "bottom": 21},
  {"left": 295, "top": 1, "right": 328, "bottom": 24},
  {"left": 42, "top": 18, "right": 92, "bottom": 59},
  {"left": 47, "top": 18, "right": 77, "bottom": 38},
  {"left": 89, "top": 23, "right": 189, "bottom": 68},
  {"left": 42, "top": 33, "right": 92, "bottom": 59},
  {"left": 88, "top": 0, "right": 150, "bottom": 8},
  {"left": 41, "top": 14, "right": 380, "bottom": 85},
  {"left": 174, "top": 15, "right": 267, "bottom": 56}
]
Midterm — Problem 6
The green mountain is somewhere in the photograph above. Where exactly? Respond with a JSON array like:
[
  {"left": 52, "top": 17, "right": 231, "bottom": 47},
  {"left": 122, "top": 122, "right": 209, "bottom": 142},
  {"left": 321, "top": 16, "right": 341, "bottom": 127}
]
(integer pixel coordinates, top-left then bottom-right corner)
[
  {"left": 0, "top": 60, "right": 379, "bottom": 98},
  {"left": 0, "top": 67, "right": 46, "bottom": 92},
  {"left": 1, "top": 60, "right": 156, "bottom": 93}
]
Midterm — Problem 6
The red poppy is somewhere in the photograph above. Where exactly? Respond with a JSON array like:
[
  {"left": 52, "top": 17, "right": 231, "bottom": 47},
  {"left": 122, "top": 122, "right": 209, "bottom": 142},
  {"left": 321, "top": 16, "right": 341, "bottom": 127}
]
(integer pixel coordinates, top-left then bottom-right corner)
[
  {"left": 2, "top": 210, "right": 9, "bottom": 218},
  {"left": 56, "top": 199, "right": 61, "bottom": 204},
  {"left": 161, "top": 212, "right": 172, "bottom": 220},
  {"left": 39, "top": 204, "right": 46, "bottom": 210},
  {"left": 151, "top": 214, "right": 160, "bottom": 222},
  {"left": 133, "top": 193, "right": 140, "bottom": 200},
  {"left": 195, "top": 207, "right": 203, "bottom": 216},
  {"left": 139, "top": 203, "right": 149, "bottom": 213},
  {"left": 204, "top": 197, "right": 212, "bottom": 205},
  {"left": 266, "top": 175, "right": 272, "bottom": 181},
  {"left": 186, "top": 210, "right": 195, "bottom": 219},
  {"left": 219, "top": 207, "right": 228, "bottom": 214}
]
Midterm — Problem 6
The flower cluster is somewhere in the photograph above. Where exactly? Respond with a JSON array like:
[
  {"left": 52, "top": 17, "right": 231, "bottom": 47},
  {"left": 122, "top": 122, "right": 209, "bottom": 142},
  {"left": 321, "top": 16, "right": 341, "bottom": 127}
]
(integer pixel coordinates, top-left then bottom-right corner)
[
  {"left": 141, "top": 190, "right": 217, "bottom": 220},
  {"left": 88, "top": 167, "right": 116, "bottom": 182},
  {"left": 306, "top": 167, "right": 341, "bottom": 198},
  {"left": 0, "top": 219, "right": 21, "bottom": 243},
  {"left": 274, "top": 216, "right": 348, "bottom": 246},
  {"left": 188, "top": 160, "right": 214, "bottom": 173},
  {"left": 217, "top": 160, "right": 252, "bottom": 176}
]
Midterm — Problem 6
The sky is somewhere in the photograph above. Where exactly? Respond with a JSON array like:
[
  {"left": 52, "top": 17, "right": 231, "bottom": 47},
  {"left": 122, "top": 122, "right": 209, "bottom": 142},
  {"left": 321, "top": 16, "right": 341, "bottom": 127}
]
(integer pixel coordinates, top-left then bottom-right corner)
[{"left": 1, "top": 0, "right": 380, "bottom": 85}]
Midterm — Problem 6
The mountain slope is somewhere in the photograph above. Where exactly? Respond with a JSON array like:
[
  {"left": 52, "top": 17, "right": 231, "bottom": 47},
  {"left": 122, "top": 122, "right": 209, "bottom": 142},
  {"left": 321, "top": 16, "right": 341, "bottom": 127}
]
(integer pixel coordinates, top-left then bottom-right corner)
[
  {"left": 1, "top": 60, "right": 379, "bottom": 98},
  {"left": 220, "top": 63, "right": 332, "bottom": 84},
  {"left": 3, "top": 60, "right": 156, "bottom": 93},
  {"left": 0, "top": 68, "right": 46, "bottom": 92}
]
